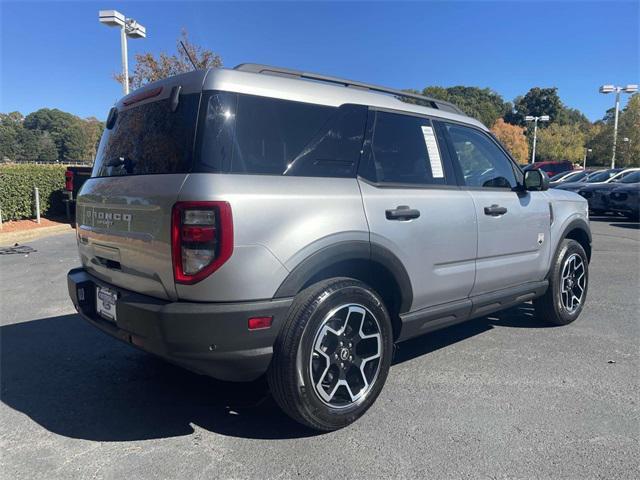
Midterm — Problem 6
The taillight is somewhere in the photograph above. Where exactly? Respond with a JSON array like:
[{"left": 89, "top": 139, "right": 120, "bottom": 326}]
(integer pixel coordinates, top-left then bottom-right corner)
[
  {"left": 65, "top": 171, "right": 74, "bottom": 191},
  {"left": 171, "top": 201, "right": 233, "bottom": 284}
]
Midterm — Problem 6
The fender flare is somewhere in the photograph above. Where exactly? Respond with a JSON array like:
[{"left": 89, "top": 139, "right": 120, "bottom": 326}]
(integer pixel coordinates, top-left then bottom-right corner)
[
  {"left": 559, "top": 217, "right": 592, "bottom": 260},
  {"left": 544, "top": 217, "right": 592, "bottom": 280},
  {"left": 560, "top": 217, "right": 592, "bottom": 245},
  {"left": 273, "top": 240, "right": 413, "bottom": 313}
]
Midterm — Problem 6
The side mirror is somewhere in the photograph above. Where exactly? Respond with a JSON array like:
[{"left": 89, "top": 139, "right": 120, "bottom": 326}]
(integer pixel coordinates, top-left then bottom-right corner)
[{"left": 524, "top": 169, "right": 549, "bottom": 191}]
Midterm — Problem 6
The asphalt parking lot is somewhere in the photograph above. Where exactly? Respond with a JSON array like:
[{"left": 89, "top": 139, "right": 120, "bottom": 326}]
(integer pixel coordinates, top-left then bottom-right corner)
[{"left": 1, "top": 218, "right": 638, "bottom": 479}]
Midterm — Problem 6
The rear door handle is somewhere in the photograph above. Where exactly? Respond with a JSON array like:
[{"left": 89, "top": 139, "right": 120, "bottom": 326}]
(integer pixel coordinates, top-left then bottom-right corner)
[
  {"left": 484, "top": 204, "right": 508, "bottom": 216},
  {"left": 386, "top": 206, "right": 421, "bottom": 221}
]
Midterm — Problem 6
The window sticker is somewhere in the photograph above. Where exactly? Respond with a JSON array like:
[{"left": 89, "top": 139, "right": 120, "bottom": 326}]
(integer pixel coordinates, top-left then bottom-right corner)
[{"left": 421, "top": 125, "right": 444, "bottom": 178}]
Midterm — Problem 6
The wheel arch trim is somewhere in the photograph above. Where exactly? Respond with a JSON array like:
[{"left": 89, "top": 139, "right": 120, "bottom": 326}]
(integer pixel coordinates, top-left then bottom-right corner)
[
  {"left": 559, "top": 217, "right": 592, "bottom": 261},
  {"left": 273, "top": 240, "right": 413, "bottom": 314}
]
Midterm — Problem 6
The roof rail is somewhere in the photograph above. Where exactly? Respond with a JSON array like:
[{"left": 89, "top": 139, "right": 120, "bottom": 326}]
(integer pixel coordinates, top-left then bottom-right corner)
[{"left": 233, "top": 63, "right": 466, "bottom": 116}]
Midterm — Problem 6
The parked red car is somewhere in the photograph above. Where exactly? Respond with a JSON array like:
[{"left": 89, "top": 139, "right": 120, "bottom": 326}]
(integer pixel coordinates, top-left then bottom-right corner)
[{"left": 523, "top": 160, "right": 574, "bottom": 178}]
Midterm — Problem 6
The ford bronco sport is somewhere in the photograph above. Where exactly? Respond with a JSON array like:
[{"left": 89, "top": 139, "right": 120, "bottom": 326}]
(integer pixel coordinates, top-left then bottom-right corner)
[{"left": 67, "top": 64, "right": 592, "bottom": 431}]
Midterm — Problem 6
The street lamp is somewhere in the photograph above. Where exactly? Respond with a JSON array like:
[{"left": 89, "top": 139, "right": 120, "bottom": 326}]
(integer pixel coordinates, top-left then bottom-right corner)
[
  {"left": 583, "top": 148, "right": 592, "bottom": 170},
  {"left": 524, "top": 115, "right": 549, "bottom": 163},
  {"left": 599, "top": 84, "right": 638, "bottom": 169},
  {"left": 622, "top": 137, "right": 630, "bottom": 166},
  {"left": 99, "top": 10, "right": 147, "bottom": 95}
]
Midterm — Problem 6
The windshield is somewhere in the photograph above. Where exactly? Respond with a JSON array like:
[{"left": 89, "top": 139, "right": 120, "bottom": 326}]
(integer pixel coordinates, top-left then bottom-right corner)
[
  {"left": 92, "top": 94, "right": 200, "bottom": 177},
  {"left": 562, "top": 171, "right": 589, "bottom": 182},
  {"left": 550, "top": 171, "right": 572, "bottom": 181},
  {"left": 587, "top": 171, "right": 613, "bottom": 183},
  {"left": 572, "top": 171, "right": 590, "bottom": 182},
  {"left": 620, "top": 171, "right": 640, "bottom": 183}
]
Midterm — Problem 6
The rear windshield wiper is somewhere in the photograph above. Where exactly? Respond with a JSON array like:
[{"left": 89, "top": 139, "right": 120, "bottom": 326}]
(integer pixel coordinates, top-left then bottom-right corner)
[{"left": 104, "top": 156, "right": 137, "bottom": 173}]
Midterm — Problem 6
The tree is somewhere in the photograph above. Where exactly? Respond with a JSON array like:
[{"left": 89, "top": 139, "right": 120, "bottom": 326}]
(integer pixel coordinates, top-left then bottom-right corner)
[
  {"left": 81, "top": 118, "right": 105, "bottom": 161},
  {"left": 23, "top": 108, "right": 89, "bottom": 161},
  {"left": 536, "top": 123, "right": 586, "bottom": 163},
  {"left": 556, "top": 107, "right": 591, "bottom": 132},
  {"left": 16, "top": 129, "right": 41, "bottom": 161},
  {"left": 59, "top": 122, "right": 89, "bottom": 161},
  {"left": 1, "top": 108, "right": 103, "bottom": 163},
  {"left": 586, "top": 122, "right": 612, "bottom": 166},
  {"left": 116, "top": 30, "right": 222, "bottom": 90},
  {"left": 617, "top": 94, "right": 640, "bottom": 167},
  {"left": 583, "top": 96, "right": 640, "bottom": 168},
  {"left": 403, "top": 86, "right": 509, "bottom": 127},
  {"left": 0, "top": 113, "right": 22, "bottom": 160},
  {"left": 491, "top": 119, "right": 529, "bottom": 164},
  {"left": 506, "top": 87, "right": 563, "bottom": 126},
  {"left": 436, "top": 86, "right": 509, "bottom": 127},
  {"left": 4, "top": 111, "right": 24, "bottom": 123},
  {"left": 38, "top": 132, "right": 59, "bottom": 161}
]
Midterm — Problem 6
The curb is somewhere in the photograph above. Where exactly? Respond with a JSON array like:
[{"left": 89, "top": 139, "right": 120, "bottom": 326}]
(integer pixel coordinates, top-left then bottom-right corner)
[{"left": 0, "top": 224, "right": 74, "bottom": 246}]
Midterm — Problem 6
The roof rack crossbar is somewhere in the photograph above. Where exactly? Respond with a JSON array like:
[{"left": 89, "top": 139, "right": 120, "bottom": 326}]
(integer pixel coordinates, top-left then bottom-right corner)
[{"left": 233, "top": 63, "right": 466, "bottom": 115}]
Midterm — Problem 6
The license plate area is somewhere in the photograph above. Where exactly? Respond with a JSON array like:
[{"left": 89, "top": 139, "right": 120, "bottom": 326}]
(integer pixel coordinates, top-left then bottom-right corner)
[{"left": 96, "top": 286, "right": 118, "bottom": 322}]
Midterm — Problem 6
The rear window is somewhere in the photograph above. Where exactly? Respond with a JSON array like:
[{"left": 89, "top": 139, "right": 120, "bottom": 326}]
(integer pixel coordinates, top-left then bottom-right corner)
[
  {"left": 197, "top": 92, "right": 367, "bottom": 178},
  {"left": 92, "top": 94, "right": 200, "bottom": 177}
]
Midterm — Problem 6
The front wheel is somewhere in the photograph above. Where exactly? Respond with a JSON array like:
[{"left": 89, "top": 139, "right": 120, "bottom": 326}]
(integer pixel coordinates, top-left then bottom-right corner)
[
  {"left": 534, "top": 239, "right": 589, "bottom": 325},
  {"left": 268, "top": 278, "right": 393, "bottom": 431}
]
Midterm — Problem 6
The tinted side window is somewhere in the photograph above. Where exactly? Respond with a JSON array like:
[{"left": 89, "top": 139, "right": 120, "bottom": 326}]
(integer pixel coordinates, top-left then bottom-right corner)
[
  {"left": 197, "top": 91, "right": 237, "bottom": 173},
  {"left": 444, "top": 123, "right": 517, "bottom": 189},
  {"left": 364, "top": 111, "right": 447, "bottom": 185},
  {"left": 284, "top": 104, "right": 367, "bottom": 178},
  {"left": 233, "top": 94, "right": 334, "bottom": 174},
  {"left": 198, "top": 93, "right": 365, "bottom": 177}
]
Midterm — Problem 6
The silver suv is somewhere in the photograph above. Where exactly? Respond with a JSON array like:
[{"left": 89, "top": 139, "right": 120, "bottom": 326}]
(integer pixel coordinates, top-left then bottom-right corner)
[{"left": 67, "top": 64, "right": 592, "bottom": 431}]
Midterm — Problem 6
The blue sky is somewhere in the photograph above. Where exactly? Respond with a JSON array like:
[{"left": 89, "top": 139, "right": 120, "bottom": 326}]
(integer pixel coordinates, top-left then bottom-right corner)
[{"left": 1, "top": 1, "right": 638, "bottom": 121}]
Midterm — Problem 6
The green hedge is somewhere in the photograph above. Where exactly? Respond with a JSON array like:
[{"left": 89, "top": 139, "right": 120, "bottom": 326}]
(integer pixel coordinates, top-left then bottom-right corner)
[{"left": 0, "top": 164, "right": 67, "bottom": 221}]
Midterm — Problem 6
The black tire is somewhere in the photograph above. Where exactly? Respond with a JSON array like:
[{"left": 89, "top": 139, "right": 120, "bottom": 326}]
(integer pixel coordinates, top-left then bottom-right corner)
[
  {"left": 534, "top": 239, "right": 589, "bottom": 326},
  {"left": 268, "top": 277, "right": 393, "bottom": 431}
]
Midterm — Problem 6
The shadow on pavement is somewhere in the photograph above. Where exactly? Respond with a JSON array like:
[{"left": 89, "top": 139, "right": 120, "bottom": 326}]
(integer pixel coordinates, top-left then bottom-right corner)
[
  {"left": 610, "top": 223, "right": 639, "bottom": 230},
  {"left": 0, "top": 314, "right": 313, "bottom": 442},
  {"left": 590, "top": 216, "right": 638, "bottom": 225},
  {"left": 1, "top": 305, "right": 550, "bottom": 442},
  {"left": 393, "top": 304, "right": 552, "bottom": 365}
]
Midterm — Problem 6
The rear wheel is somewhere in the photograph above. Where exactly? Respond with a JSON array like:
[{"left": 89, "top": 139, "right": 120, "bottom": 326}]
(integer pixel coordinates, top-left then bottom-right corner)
[
  {"left": 534, "top": 239, "right": 589, "bottom": 325},
  {"left": 268, "top": 278, "right": 393, "bottom": 431}
]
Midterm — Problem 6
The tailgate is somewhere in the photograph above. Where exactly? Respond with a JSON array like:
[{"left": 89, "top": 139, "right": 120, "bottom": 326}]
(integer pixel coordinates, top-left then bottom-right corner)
[{"left": 76, "top": 174, "right": 187, "bottom": 301}]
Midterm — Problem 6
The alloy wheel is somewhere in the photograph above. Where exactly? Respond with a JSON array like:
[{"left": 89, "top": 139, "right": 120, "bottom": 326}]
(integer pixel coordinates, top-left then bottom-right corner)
[
  {"left": 309, "top": 304, "right": 382, "bottom": 408},
  {"left": 560, "top": 253, "right": 586, "bottom": 313}
]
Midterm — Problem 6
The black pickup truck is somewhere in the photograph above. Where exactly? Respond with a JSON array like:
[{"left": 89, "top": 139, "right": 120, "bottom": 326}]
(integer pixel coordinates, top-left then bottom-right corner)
[{"left": 63, "top": 166, "right": 92, "bottom": 218}]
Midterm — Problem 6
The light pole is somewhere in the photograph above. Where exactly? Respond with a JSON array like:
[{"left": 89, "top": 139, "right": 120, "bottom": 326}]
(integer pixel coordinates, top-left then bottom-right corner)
[
  {"left": 525, "top": 115, "right": 549, "bottom": 163},
  {"left": 583, "top": 148, "right": 592, "bottom": 170},
  {"left": 622, "top": 137, "right": 630, "bottom": 167},
  {"left": 599, "top": 84, "right": 638, "bottom": 169},
  {"left": 99, "top": 10, "right": 147, "bottom": 95}
]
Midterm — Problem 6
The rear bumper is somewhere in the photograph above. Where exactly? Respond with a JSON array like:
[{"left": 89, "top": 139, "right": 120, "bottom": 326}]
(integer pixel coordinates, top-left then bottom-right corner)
[{"left": 67, "top": 268, "right": 292, "bottom": 382}]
